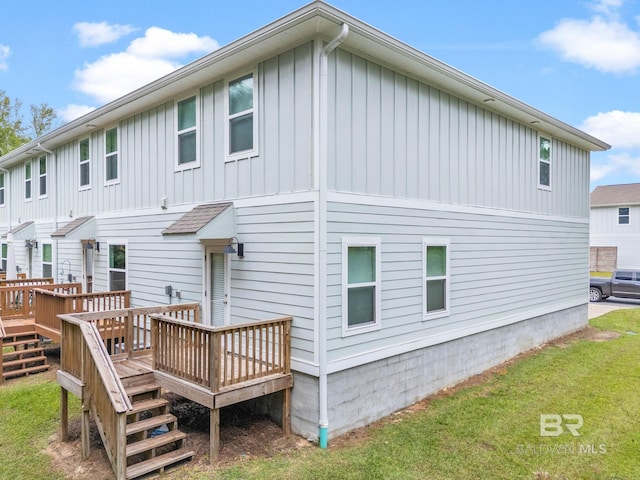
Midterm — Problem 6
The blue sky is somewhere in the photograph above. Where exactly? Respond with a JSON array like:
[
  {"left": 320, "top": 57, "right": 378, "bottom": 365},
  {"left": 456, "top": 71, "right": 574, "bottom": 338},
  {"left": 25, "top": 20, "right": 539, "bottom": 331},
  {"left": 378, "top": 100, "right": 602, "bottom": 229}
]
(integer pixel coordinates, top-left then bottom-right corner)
[{"left": 1, "top": 0, "right": 639, "bottom": 190}]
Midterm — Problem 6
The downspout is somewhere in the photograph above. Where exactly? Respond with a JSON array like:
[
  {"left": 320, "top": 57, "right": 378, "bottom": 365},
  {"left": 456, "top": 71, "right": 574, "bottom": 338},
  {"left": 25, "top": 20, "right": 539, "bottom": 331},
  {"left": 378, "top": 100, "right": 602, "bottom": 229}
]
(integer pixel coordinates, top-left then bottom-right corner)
[{"left": 317, "top": 22, "right": 349, "bottom": 450}]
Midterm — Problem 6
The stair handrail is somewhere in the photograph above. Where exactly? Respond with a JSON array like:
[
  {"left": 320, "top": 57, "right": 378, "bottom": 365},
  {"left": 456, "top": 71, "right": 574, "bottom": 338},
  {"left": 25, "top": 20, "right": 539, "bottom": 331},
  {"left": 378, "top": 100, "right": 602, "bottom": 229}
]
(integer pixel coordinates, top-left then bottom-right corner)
[{"left": 60, "top": 314, "right": 131, "bottom": 478}]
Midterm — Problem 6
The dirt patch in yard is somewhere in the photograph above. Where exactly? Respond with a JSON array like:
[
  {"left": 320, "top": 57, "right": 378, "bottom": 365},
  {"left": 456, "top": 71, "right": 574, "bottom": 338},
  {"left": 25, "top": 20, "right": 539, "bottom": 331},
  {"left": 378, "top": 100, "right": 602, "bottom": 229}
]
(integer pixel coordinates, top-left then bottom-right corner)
[{"left": 41, "top": 325, "right": 619, "bottom": 478}]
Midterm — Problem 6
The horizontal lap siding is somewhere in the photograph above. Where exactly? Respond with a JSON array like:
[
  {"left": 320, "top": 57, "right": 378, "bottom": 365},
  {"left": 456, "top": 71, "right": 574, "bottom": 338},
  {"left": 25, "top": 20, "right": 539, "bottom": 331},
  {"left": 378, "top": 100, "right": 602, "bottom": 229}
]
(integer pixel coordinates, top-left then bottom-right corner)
[
  {"left": 326, "top": 201, "right": 588, "bottom": 362},
  {"left": 327, "top": 48, "right": 590, "bottom": 218},
  {"left": 233, "top": 202, "right": 316, "bottom": 362}
]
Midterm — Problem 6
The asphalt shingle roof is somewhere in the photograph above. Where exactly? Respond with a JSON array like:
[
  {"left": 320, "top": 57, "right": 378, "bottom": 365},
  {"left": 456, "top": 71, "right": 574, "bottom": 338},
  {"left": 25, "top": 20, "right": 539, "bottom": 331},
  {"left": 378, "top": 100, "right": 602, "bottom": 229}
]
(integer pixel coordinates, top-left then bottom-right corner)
[
  {"left": 162, "top": 203, "right": 233, "bottom": 235},
  {"left": 51, "top": 216, "right": 94, "bottom": 238},
  {"left": 591, "top": 183, "right": 640, "bottom": 206}
]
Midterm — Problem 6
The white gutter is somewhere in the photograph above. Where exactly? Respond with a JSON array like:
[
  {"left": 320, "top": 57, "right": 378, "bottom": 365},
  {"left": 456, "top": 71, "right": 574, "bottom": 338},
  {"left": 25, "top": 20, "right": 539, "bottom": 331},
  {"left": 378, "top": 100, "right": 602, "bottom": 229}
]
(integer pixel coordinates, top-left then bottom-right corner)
[{"left": 317, "top": 22, "right": 349, "bottom": 450}]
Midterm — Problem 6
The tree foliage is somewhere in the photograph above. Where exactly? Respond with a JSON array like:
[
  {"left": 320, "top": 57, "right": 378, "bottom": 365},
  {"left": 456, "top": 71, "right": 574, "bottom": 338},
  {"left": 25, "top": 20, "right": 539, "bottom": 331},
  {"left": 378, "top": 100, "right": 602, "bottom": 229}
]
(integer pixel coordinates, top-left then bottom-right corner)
[{"left": 0, "top": 90, "right": 58, "bottom": 156}]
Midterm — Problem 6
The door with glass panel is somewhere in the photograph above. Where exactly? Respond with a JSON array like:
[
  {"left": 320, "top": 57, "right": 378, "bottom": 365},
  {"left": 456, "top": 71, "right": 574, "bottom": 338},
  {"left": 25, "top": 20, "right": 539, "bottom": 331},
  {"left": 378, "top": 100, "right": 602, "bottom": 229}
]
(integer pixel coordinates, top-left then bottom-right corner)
[{"left": 205, "top": 248, "right": 229, "bottom": 326}]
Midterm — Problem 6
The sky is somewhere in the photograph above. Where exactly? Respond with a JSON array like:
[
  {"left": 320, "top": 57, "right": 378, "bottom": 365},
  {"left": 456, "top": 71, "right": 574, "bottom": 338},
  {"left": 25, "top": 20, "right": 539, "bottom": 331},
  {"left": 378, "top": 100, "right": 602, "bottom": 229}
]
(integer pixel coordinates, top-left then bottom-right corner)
[{"left": 1, "top": 0, "right": 640, "bottom": 190}]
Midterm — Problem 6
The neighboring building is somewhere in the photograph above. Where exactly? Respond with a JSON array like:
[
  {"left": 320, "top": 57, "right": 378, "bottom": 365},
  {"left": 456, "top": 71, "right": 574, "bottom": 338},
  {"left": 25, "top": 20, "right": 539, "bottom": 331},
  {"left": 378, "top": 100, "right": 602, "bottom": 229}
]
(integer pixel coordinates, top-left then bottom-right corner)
[
  {"left": 0, "top": 1, "right": 609, "bottom": 442},
  {"left": 590, "top": 183, "right": 640, "bottom": 270}
]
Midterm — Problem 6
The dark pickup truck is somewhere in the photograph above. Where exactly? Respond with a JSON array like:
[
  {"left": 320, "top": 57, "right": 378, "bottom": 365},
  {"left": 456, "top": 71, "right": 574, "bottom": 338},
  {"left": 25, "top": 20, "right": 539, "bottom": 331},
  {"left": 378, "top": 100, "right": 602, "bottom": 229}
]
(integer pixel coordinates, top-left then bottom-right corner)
[{"left": 590, "top": 270, "right": 640, "bottom": 302}]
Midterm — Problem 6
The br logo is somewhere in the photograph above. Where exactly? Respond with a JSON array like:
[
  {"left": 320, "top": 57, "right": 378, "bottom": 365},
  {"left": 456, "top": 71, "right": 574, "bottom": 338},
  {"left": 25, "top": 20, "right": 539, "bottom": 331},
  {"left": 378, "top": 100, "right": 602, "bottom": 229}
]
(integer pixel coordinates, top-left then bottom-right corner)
[{"left": 539, "top": 414, "right": 583, "bottom": 437}]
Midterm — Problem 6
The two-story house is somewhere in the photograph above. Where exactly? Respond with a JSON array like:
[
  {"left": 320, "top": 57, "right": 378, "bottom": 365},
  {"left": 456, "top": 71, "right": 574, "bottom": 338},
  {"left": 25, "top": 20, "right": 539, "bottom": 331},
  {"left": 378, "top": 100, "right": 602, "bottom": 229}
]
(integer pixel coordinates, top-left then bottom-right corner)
[
  {"left": 591, "top": 183, "right": 640, "bottom": 270},
  {"left": 0, "top": 1, "right": 609, "bottom": 443}
]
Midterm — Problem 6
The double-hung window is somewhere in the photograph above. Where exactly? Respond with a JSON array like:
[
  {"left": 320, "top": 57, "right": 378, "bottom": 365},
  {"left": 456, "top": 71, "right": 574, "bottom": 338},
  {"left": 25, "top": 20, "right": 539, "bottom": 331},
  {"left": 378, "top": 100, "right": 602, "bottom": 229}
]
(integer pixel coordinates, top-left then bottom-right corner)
[
  {"left": 25, "top": 162, "right": 32, "bottom": 200},
  {"left": 0, "top": 172, "right": 5, "bottom": 206},
  {"left": 227, "top": 73, "right": 256, "bottom": 158},
  {"left": 39, "top": 156, "right": 47, "bottom": 197},
  {"left": 109, "top": 243, "right": 127, "bottom": 290},
  {"left": 618, "top": 207, "right": 630, "bottom": 225},
  {"left": 1, "top": 243, "right": 6, "bottom": 271},
  {"left": 342, "top": 238, "right": 381, "bottom": 335},
  {"left": 79, "top": 138, "right": 91, "bottom": 188},
  {"left": 105, "top": 127, "right": 119, "bottom": 184},
  {"left": 176, "top": 95, "right": 199, "bottom": 169},
  {"left": 538, "top": 135, "right": 551, "bottom": 189},
  {"left": 423, "top": 239, "right": 450, "bottom": 320},
  {"left": 42, "top": 243, "right": 52, "bottom": 278}
]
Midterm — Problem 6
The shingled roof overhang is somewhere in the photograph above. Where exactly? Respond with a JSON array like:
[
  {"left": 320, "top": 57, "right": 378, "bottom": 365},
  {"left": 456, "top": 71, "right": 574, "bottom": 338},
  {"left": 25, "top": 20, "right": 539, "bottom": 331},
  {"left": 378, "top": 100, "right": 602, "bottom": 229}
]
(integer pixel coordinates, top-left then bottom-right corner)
[
  {"left": 0, "top": 1, "right": 609, "bottom": 167},
  {"left": 162, "top": 202, "right": 235, "bottom": 239},
  {"left": 51, "top": 216, "right": 96, "bottom": 239},
  {"left": 591, "top": 183, "right": 640, "bottom": 207}
]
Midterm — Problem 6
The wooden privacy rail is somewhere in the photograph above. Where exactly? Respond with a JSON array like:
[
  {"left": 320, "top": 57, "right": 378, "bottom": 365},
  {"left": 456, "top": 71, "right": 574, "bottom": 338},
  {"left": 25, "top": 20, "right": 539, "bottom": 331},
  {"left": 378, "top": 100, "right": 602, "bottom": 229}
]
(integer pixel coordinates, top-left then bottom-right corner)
[
  {"left": 59, "top": 315, "right": 131, "bottom": 478},
  {"left": 0, "top": 282, "right": 80, "bottom": 321},
  {"left": 151, "top": 316, "right": 292, "bottom": 392},
  {"left": 0, "top": 277, "right": 53, "bottom": 287},
  {"left": 33, "top": 288, "right": 130, "bottom": 341}
]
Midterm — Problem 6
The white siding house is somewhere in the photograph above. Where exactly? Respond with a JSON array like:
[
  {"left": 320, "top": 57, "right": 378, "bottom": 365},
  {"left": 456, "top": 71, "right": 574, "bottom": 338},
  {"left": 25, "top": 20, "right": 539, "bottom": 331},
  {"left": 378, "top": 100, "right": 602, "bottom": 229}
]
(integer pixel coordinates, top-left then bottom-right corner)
[
  {"left": 590, "top": 183, "right": 640, "bottom": 269},
  {"left": 0, "top": 1, "right": 609, "bottom": 442}
]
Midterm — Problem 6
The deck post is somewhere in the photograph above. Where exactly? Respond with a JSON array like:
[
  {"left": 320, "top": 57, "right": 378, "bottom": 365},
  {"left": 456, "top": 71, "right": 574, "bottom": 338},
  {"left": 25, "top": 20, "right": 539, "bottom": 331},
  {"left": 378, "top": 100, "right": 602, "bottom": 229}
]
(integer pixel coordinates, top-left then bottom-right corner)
[
  {"left": 210, "top": 407, "right": 220, "bottom": 463},
  {"left": 60, "top": 387, "right": 69, "bottom": 441},
  {"left": 81, "top": 396, "right": 91, "bottom": 459}
]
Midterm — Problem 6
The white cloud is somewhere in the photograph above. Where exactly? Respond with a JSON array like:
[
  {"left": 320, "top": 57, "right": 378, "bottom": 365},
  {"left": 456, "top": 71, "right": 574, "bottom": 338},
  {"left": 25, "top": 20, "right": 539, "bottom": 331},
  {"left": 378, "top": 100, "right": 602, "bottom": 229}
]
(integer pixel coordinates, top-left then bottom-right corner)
[
  {"left": 73, "top": 27, "right": 219, "bottom": 104},
  {"left": 580, "top": 110, "right": 640, "bottom": 148},
  {"left": 0, "top": 44, "right": 11, "bottom": 71},
  {"left": 591, "top": 152, "right": 640, "bottom": 182},
  {"left": 537, "top": 17, "right": 640, "bottom": 73},
  {"left": 58, "top": 104, "right": 96, "bottom": 123},
  {"left": 73, "top": 21, "right": 137, "bottom": 47},
  {"left": 590, "top": 0, "right": 624, "bottom": 17}
]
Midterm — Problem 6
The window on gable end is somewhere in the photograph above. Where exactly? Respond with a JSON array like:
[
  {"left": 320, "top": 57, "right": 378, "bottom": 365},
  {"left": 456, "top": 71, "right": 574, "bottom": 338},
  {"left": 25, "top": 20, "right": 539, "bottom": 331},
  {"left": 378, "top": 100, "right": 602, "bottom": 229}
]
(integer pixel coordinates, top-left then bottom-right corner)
[
  {"left": 39, "top": 156, "right": 47, "bottom": 197},
  {"left": 618, "top": 207, "right": 630, "bottom": 225},
  {"left": 0, "top": 172, "right": 5, "bottom": 206},
  {"left": 538, "top": 135, "right": 551, "bottom": 190},
  {"left": 25, "top": 162, "right": 32, "bottom": 200},
  {"left": 79, "top": 138, "right": 91, "bottom": 188},
  {"left": 105, "top": 127, "right": 119, "bottom": 184}
]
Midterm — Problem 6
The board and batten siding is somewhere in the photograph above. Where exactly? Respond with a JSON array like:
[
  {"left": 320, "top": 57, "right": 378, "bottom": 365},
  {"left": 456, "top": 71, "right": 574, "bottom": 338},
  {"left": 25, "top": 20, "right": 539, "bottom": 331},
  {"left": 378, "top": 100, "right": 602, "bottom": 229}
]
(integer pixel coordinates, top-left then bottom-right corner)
[
  {"left": 1, "top": 42, "right": 314, "bottom": 227},
  {"left": 590, "top": 205, "right": 640, "bottom": 269},
  {"left": 325, "top": 199, "right": 588, "bottom": 365},
  {"left": 232, "top": 201, "right": 316, "bottom": 363},
  {"left": 327, "top": 48, "right": 590, "bottom": 218}
]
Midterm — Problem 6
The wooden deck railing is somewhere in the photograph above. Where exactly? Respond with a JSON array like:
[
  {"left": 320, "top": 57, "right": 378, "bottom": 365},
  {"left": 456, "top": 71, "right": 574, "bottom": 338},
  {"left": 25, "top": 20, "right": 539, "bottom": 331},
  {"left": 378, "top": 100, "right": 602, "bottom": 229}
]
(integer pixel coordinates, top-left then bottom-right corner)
[
  {"left": 59, "top": 315, "right": 130, "bottom": 479},
  {"left": 0, "top": 282, "right": 80, "bottom": 320},
  {"left": 0, "top": 277, "right": 53, "bottom": 287},
  {"left": 33, "top": 288, "right": 130, "bottom": 341},
  {"left": 151, "top": 315, "right": 292, "bottom": 391},
  {"left": 0, "top": 272, "right": 26, "bottom": 280}
]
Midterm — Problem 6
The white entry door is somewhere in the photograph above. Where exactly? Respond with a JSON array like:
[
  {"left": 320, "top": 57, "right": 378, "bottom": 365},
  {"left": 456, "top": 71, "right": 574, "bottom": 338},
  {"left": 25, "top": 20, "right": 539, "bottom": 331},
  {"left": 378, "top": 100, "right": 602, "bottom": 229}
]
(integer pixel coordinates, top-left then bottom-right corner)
[{"left": 205, "top": 248, "right": 229, "bottom": 326}]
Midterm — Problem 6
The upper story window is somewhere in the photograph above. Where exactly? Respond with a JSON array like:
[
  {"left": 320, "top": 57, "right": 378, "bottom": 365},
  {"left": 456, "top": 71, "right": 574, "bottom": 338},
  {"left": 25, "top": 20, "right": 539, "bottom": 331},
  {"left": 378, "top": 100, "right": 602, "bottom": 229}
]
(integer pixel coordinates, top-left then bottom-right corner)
[
  {"left": 0, "top": 172, "right": 5, "bottom": 206},
  {"left": 25, "top": 161, "right": 32, "bottom": 200},
  {"left": 538, "top": 135, "right": 551, "bottom": 190},
  {"left": 342, "top": 238, "right": 381, "bottom": 336},
  {"left": 105, "top": 127, "right": 119, "bottom": 184},
  {"left": 176, "top": 95, "right": 199, "bottom": 169},
  {"left": 618, "top": 207, "right": 630, "bottom": 225},
  {"left": 227, "top": 73, "right": 256, "bottom": 158},
  {"left": 423, "top": 239, "right": 450, "bottom": 320},
  {"left": 79, "top": 138, "right": 91, "bottom": 189},
  {"left": 39, "top": 156, "right": 47, "bottom": 197}
]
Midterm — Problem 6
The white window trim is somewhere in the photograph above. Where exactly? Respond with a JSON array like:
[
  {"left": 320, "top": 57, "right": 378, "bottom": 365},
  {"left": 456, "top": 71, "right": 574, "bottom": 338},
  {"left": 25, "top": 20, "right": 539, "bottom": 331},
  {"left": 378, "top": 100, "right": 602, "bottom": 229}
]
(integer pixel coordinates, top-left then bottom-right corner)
[
  {"left": 104, "top": 125, "right": 120, "bottom": 186},
  {"left": 342, "top": 237, "right": 382, "bottom": 337},
  {"left": 25, "top": 161, "right": 32, "bottom": 202},
  {"left": 618, "top": 207, "right": 630, "bottom": 225},
  {"left": 38, "top": 155, "right": 48, "bottom": 199},
  {"left": 422, "top": 238, "right": 450, "bottom": 321},
  {"left": 41, "top": 242, "right": 53, "bottom": 278},
  {"left": 538, "top": 133, "right": 552, "bottom": 191},
  {"left": 107, "top": 239, "right": 128, "bottom": 291},
  {"left": 225, "top": 70, "right": 258, "bottom": 162},
  {"left": 175, "top": 93, "right": 201, "bottom": 171},
  {"left": 0, "top": 171, "right": 5, "bottom": 207},
  {"left": 79, "top": 137, "right": 91, "bottom": 191}
]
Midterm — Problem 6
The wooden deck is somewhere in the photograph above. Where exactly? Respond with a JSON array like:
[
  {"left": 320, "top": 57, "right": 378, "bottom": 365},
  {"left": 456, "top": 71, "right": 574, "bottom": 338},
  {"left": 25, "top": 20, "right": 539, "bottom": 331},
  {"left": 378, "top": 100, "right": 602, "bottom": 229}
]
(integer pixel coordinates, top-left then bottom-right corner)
[{"left": 56, "top": 305, "right": 292, "bottom": 479}]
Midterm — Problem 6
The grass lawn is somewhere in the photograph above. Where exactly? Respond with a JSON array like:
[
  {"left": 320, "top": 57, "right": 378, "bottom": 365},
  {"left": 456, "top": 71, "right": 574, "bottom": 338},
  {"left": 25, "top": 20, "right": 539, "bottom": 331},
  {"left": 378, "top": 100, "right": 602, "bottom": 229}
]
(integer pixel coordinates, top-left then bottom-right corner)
[{"left": 1, "top": 310, "right": 639, "bottom": 480}]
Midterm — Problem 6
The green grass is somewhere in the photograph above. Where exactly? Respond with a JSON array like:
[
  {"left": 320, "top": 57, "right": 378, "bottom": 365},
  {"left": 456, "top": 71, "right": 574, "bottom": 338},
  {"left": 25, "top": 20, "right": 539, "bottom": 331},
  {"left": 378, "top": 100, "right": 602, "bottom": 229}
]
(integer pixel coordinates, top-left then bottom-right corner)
[
  {"left": 174, "top": 309, "right": 640, "bottom": 480},
  {"left": 1, "top": 311, "right": 639, "bottom": 480}
]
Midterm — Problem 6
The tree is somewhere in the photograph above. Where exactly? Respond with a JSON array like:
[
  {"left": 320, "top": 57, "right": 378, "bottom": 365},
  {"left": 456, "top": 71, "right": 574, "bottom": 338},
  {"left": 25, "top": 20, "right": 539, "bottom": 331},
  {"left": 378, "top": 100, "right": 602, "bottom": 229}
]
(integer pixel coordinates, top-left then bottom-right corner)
[{"left": 0, "top": 90, "right": 58, "bottom": 156}]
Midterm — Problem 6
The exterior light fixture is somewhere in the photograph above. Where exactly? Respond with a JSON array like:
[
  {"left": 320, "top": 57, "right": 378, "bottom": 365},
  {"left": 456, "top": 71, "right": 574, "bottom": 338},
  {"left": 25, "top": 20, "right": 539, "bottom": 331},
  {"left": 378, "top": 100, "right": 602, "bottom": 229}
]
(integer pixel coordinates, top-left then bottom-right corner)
[
  {"left": 224, "top": 236, "right": 244, "bottom": 257},
  {"left": 84, "top": 240, "right": 99, "bottom": 252},
  {"left": 25, "top": 239, "right": 38, "bottom": 249}
]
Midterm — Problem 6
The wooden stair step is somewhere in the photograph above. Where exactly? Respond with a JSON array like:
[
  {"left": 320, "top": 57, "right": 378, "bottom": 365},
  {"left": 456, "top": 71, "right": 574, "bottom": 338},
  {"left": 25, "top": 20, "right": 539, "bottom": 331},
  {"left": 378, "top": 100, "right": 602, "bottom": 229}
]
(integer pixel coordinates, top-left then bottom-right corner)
[
  {"left": 3, "top": 346, "right": 44, "bottom": 357},
  {"left": 126, "top": 429, "right": 186, "bottom": 457},
  {"left": 126, "top": 446, "right": 194, "bottom": 479},
  {"left": 3, "top": 363, "right": 50, "bottom": 379},
  {"left": 2, "top": 338, "right": 39, "bottom": 349},
  {"left": 126, "top": 413, "right": 177, "bottom": 436},
  {"left": 126, "top": 383, "right": 161, "bottom": 398},
  {"left": 128, "top": 397, "right": 169, "bottom": 416},
  {"left": 3, "top": 354, "right": 48, "bottom": 368}
]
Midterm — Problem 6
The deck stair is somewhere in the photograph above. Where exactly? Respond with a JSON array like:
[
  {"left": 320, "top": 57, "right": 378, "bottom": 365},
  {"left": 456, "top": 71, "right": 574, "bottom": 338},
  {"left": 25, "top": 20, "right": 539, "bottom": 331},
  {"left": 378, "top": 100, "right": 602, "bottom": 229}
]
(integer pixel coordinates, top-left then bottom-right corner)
[
  {"left": 2, "top": 330, "right": 49, "bottom": 383},
  {"left": 123, "top": 382, "right": 194, "bottom": 479}
]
